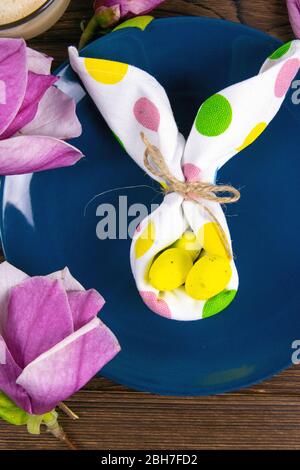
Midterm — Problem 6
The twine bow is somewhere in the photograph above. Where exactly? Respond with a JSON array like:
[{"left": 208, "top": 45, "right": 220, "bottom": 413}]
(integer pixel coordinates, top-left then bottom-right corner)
[{"left": 141, "top": 132, "right": 240, "bottom": 259}]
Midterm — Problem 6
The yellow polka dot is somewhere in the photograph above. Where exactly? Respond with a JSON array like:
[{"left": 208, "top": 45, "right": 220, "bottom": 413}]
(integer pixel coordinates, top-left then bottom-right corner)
[
  {"left": 84, "top": 58, "right": 128, "bottom": 85},
  {"left": 198, "top": 222, "right": 229, "bottom": 259},
  {"left": 135, "top": 222, "right": 155, "bottom": 259},
  {"left": 236, "top": 122, "right": 267, "bottom": 152},
  {"left": 113, "top": 16, "right": 154, "bottom": 32}
]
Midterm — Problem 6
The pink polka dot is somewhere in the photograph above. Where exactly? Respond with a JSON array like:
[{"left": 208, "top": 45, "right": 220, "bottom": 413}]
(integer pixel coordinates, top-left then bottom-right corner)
[
  {"left": 140, "top": 291, "right": 172, "bottom": 319},
  {"left": 133, "top": 97, "right": 160, "bottom": 132},
  {"left": 182, "top": 163, "right": 201, "bottom": 182},
  {"left": 274, "top": 58, "right": 300, "bottom": 98}
]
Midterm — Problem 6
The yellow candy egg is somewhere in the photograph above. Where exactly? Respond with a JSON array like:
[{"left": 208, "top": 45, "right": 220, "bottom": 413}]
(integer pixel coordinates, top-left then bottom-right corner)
[
  {"left": 185, "top": 254, "right": 232, "bottom": 300},
  {"left": 173, "top": 230, "right": 202, "bottom": 261},
  {"left": 149, "top": 248, "right": 193, "bottom": 291}
]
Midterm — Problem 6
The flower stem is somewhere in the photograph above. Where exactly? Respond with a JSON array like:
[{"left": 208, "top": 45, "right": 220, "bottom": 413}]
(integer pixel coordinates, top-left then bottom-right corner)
[
  {"left": 44, "top": 411, "right": 77, "bottom": 450},
  {"left": 79, "top": 14, "right": 99, "bottom": 49},
  {"left": 47, "top": 423, "right": 77, "bottom": 450},
  {"left": 58, "top": 402, "right": 79, "bottom": 420}
]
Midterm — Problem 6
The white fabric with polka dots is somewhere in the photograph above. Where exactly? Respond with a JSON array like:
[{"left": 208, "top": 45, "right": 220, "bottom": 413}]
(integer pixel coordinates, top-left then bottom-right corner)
[{"left": 69, "top": 41, "right": 300, "bottom": 320}]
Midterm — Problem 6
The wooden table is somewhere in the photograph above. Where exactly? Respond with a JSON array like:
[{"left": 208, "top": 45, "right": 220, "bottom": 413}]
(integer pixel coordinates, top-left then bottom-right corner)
[{"left": 1, "top": 0, "right": 300, "bottom": 450}]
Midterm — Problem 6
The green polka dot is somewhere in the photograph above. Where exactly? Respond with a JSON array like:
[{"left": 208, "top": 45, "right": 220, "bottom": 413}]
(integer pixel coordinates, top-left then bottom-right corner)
[
  {"left": 113, "top": 16, "right": 154, "bottom": 32},
  {"left": 202, "top": 289, "right": 237, "bottom": 319},
  {"left": 112, "top": 131, "right": 125, "bottom": 149},
  {"left": 195, "top": 94, "right": 232, "bottom": 136},
  {"left": 269, "top": 41, "right": 292, "bottom": 60}
]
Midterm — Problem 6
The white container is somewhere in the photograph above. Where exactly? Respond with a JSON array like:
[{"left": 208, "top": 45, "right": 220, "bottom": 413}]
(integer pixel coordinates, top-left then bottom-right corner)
[{"left": 0, "top": 0, "right": 71, "bottom": 39}]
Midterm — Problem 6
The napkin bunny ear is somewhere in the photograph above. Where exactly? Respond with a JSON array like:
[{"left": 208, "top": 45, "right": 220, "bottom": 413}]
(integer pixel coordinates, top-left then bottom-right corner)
[
  {"left": 182, "top": 40, "right": 300, "bottom": 182},
  {"left": 68, "top": 47, "right": 185, "bottom": 183}
]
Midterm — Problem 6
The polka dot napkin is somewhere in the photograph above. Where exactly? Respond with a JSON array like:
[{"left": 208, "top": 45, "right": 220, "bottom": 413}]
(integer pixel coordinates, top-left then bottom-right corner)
[{"left": 69, "top": 40, "right": 300, "bottom": 321}]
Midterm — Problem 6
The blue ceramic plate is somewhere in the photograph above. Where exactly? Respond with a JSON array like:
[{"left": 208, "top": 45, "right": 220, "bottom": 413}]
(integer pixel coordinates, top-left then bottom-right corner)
[{"left": 1, "top": 17, "right": 300, "bottom": 395}]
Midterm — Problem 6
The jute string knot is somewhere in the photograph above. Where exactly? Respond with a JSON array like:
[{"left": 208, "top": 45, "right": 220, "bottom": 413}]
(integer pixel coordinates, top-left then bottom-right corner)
[{"left": 141, "top": 132, "right": 240, "bottom": 260}]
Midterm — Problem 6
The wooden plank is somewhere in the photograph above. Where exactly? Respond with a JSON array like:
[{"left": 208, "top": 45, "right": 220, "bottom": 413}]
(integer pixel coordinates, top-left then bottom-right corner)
[{"left": 1, "top": 372, "right": 300, "bottom": 450}]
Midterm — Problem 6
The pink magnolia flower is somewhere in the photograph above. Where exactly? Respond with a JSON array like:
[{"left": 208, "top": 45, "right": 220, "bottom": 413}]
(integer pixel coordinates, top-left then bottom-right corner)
[
  {"left": 287, "top": 0, "right": 300, "bottom": 38},
  {"left": 0, "top": 262, "right": 120, "bottom": 415},
  {"left": 94, "top": 0, "right": 163, "bottom": 25},
  {"left": 0, "top": 38, "right": 83, "bottom": 175},
  {"left": 79, "top": 0, "right": 164, "bottom": 48}
]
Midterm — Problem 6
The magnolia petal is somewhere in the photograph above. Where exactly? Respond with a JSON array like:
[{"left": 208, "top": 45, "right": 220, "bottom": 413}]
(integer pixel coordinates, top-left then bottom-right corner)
[
  {"left": 0, "top": 135, "right": 83, "bottom": 175},
  {"left": 26, "top": 47, "right": 53, "bottom": 75},
  {"left": 21, "top": 86, "right": 82, "bottom": 140},
  {"left": 0, "top": 335, "right": 32, "bottom": 414},
  {"left": 5, "top": 277, "right": 74, "bottom": 368},
  {"left": 287, "top": 0, "right": 300, "bottom": 39},
  {"left": 0, "top": 262, "right": 28, "bottom": 332},
  {"left": 94, "top": 0, "right": 163, "bottom": 16},
  {"left": 123, "top": 0, "right": 164, "bottom": 15},
  {"left": 47, "top": 266, "right": 85, "bottom": 292},
  {"left": 0, "top": 38, "right": 27, "bottom": 136},
  {"left": 0, "top": 80, "right": 5, "bottom": 104},
  {"left": 67, "top": 289, "right": 105, "bottom": 330},
  {"left": 16, "top": 317, "right": 121, "bottom": 414},
  {"left": 1, "top": 72, "right": 57, "bottom": 139},
  {"left": 48, "top": 267, "right": 106, "bottom": 328}
]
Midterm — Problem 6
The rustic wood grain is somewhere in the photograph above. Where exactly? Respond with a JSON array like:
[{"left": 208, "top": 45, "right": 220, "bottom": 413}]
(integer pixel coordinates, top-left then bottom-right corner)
[
  {"left": 1, "top": 369, "right": 300, "bottom": 450},
  {"left": 1, "top": 0, "right": 300, "bottom": 451}
]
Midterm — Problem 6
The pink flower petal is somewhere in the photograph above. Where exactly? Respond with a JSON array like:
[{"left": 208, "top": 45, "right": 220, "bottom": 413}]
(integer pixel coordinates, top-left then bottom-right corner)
[
  {"left": 16, "top": 317, "right": 120, "bottom": 414},
  {"left": 0, "top": 135, "right": 83, "bottom": 175},
  {"left": 0, "top": 335, "right": 32, "bottom": 413},
  {"left": 287, "top": 0, "right": 300, "bottom": 39},
  {"left": 67, "top": 289, "right": 105, "bottom": 331},
  {"left": 1, "top": 72, "right": 57, "bottom": 140},
  {"left": 48, "top": 268, "right": 106, "bottom": 329},
  {"left": 0, "top": 262, "right": 28, "bottom": 331},
  {"left": 0, "top": 38, "right": 27, "bottom": 136},
  {"left": 0, "top": 80, "right": 5, "bottom": 105},
  {"left": 94, "top": 0, "right": 163, "bottom": 17},
  {"left": 26, "top": 47, "right": 53, "bottom": 75},
  {"left": 125, "top": 0, "right": 163, "bottom": 15},
  {"left": 47, "top": 266, "right": 84, "bottom": 292},
  {"left": 5, "top": 278, "right": 74, "bottom": 368},
  {"left": 21, "top": 86, "right": 82, "bottom": 140}
]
